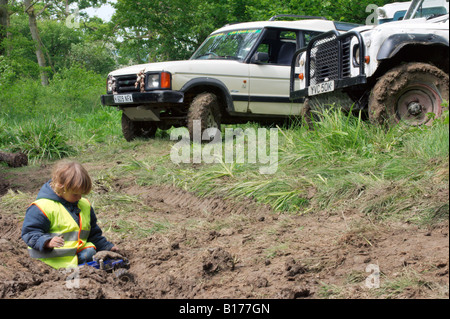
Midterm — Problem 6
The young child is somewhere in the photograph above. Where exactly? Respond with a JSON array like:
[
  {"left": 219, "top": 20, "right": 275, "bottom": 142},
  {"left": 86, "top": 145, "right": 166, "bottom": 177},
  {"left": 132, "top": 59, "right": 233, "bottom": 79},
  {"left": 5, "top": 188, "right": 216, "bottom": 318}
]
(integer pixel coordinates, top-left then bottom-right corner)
[{"left": 21, "top": 160, "right": 118, "bottom": 269}]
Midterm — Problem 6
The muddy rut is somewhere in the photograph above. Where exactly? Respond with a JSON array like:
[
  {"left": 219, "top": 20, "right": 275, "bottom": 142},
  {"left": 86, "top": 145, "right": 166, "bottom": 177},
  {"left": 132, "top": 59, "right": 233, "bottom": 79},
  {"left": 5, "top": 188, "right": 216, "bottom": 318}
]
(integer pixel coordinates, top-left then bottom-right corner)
[{"left": 0, "top": 174, "right": 448, "bottom": 299}]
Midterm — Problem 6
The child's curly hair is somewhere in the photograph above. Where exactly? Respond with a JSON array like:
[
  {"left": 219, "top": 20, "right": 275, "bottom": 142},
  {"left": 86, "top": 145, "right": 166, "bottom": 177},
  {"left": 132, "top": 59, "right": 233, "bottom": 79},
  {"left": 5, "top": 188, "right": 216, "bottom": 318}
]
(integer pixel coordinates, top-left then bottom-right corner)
[{"left": 50, "top": 160, "right": 92, "bottom": 196}]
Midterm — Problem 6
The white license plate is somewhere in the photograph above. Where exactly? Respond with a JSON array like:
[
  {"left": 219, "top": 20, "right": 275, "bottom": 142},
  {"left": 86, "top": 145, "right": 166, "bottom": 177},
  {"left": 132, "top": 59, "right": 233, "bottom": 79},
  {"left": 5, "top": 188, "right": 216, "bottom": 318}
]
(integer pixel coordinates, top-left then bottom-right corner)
[
  {"left": 308, "top": 81, "right": 335, "bottom": 96},
  {"left": 114, "top": 94, "right": 133, "bottom": 103}
]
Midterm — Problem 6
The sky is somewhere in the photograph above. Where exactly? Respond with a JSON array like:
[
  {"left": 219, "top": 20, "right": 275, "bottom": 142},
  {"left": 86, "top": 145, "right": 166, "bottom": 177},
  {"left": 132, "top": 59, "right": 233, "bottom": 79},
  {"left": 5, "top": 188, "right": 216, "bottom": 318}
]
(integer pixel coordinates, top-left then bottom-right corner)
[{"left": 82, "top": 1, "right": 116, "bottom": 22}]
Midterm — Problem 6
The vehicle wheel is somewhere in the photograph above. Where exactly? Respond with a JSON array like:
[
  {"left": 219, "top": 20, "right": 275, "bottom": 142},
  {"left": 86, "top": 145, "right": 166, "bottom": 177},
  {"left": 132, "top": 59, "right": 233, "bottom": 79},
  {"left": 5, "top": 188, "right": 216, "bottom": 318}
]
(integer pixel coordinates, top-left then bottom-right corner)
[
  {"left": 369, "top": 63, "right": 449, "bottom": 126},
  {"left": 114, "top": 268, "right": 134, "bottom": 283},
  {"left": 121, "top": 113, "right": 158, "bottom": 142},
  {"left": 187, "top": 92, "right": 222, "bottom": 142}
]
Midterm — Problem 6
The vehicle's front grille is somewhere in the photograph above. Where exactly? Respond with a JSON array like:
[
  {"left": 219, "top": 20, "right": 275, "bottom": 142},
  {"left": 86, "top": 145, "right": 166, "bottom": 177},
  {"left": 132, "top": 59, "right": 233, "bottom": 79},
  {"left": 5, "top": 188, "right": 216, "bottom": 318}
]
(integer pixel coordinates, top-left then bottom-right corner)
[
  {"left": 116, "top": 74, "right": 140, "bottom": 93},
  {"left": 309, "top": 33, "right": 352, "bottom": 86},
  {"left": 310, "top": 35, "right": 339, "bottom": 86},
  {"left": 341, "top": 37, "right": 352, "bottom": 78}
]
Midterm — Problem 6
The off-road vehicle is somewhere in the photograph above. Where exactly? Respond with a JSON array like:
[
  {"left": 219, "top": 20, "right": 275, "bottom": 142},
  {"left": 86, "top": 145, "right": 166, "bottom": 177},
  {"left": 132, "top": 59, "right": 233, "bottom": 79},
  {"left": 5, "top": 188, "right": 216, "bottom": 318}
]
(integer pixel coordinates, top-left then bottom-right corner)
[
  {"left": 290, "top": 0, "right": 449, "bottom": 126},
  {"left": 101, "top": 17, "right": 359, "bottom": 141}
]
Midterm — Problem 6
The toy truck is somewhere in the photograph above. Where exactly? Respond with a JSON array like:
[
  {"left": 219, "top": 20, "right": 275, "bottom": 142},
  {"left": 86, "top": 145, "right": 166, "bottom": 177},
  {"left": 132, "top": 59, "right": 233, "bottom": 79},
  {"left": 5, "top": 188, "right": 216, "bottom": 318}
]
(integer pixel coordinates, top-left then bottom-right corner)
[{"left": 81, "top": 257, "right": 134, "bottom": 283}]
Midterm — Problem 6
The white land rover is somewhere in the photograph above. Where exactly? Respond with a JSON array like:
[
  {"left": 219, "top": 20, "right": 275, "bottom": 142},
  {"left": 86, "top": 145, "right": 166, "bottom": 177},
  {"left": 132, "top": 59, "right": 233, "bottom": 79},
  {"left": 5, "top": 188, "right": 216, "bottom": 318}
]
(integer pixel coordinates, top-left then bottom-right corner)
[
  {"left": 290, "top": 0, "right": 449, "bottom": 126},
  {"left": 101, "top": 16, "right": 359, "bottom": 141}
]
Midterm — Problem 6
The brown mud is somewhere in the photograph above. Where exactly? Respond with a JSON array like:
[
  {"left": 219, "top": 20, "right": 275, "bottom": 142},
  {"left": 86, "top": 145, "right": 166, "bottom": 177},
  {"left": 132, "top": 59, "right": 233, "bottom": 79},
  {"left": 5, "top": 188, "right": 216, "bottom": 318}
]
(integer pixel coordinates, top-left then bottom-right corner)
[{"left": 0, "top": 165, "right": 448, "bottom": 299}]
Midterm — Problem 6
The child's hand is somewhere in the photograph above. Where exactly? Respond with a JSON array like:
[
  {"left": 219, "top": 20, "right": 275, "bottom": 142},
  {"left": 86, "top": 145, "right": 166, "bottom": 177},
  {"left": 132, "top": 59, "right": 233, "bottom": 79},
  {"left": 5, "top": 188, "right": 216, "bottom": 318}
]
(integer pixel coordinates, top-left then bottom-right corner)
[
  {"left": 45, "top": 236, "right": 65, "bottom": 248},
  {"left": 110, "top": 246, "right": 119, "bottom": 252}
]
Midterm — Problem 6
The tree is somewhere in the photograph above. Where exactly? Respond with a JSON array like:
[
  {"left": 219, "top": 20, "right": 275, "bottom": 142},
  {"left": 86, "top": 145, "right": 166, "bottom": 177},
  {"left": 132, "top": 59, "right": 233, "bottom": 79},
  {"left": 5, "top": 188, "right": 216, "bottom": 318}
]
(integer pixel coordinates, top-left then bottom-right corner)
[
  {"left": 18, "top": 0, "right": 108, "bottom": 85},
  {"left": 112, "top": 0, "right": 236, "bottom": 62},
  {"left": 111, "top": 0, "right": 400, "bottom": 63},
  {"left": 23, "top": 0, "right": 49, "bottom": 85},
  {"left": 0, "top": 1, "right": 8, "bottom": 51}
]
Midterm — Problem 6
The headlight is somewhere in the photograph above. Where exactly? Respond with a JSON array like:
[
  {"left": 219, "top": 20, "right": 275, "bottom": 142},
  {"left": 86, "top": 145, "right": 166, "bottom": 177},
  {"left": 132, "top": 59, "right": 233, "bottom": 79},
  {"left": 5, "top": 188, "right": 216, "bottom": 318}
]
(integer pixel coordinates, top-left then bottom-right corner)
[
  {"left": 145, "top": 72, "right": 172, "bottom": 90},
  {"left": 353, "top": 44, "right": 360, "bottom": 66},
  {"left": 147, "top": 74, "right": 160, "bottom": 89}
]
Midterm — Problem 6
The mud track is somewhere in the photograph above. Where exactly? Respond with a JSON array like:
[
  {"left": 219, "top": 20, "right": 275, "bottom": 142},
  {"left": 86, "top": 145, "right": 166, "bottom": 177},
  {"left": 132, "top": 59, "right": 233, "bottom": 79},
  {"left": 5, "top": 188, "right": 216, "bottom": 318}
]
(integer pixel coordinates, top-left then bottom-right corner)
[{"left": 0, "top": 166, "right": 448, "bottom": 300}]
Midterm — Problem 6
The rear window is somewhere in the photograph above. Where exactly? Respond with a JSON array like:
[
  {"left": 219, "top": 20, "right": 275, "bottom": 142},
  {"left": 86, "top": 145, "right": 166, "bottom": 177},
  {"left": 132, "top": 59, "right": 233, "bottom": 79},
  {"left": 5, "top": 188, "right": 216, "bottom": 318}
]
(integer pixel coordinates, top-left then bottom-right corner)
[{"left": 333, "top": 21, "right": 361, "bottom": 31}]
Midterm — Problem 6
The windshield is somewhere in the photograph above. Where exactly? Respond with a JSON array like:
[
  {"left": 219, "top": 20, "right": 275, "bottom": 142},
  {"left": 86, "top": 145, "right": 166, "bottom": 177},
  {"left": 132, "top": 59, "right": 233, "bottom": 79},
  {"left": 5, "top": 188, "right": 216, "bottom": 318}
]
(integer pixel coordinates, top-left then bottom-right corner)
[
  {"left": 404, "top": 0, "right": 449, "bottom": 19},
  {"left": 191, "top": 29, "right": 262, "bottom": 61}
]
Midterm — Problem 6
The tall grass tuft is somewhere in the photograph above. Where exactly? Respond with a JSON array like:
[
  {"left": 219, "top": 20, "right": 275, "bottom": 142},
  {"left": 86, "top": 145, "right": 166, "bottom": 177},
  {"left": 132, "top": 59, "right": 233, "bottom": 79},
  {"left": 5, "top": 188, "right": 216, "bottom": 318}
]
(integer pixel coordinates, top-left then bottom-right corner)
[{"left": 8, "top": 119, "right": 76, "bottom": 162}]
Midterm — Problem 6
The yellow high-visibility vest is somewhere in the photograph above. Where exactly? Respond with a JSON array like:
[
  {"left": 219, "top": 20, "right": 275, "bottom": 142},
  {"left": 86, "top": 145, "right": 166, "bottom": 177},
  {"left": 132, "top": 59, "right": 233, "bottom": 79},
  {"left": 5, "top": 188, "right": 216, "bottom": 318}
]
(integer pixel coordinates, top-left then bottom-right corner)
[{"left": 27, "top": 198, "right": 96, "bottom": 269}]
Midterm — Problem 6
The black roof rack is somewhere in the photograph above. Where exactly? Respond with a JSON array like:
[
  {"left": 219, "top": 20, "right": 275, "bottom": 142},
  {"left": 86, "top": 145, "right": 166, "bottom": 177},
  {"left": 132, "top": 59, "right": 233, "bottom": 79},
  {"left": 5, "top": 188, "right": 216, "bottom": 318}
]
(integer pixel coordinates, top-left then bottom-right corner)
[{"left": 269, "top": 15, "right": 328, "bottom": 21}]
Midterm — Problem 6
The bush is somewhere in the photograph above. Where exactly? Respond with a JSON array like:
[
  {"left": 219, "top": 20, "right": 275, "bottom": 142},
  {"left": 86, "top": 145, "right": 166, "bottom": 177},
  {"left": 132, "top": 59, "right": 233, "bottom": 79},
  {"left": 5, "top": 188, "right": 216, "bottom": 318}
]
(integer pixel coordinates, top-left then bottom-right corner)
[
  {"left": 0, "top": 55, "right": 15, "bottom": 87},
  {"left": 68, "top": 42, "right": 117, "bottom": 76},
  {"left": 49, "top": 64, "right": 106, "bottom": 109}
]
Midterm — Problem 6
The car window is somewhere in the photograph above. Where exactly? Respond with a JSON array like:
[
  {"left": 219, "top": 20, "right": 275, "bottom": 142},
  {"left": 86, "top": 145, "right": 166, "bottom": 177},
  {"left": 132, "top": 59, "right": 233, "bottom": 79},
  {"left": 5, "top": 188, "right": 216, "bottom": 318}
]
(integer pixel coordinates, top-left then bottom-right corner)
[
  {"left": 280, "top": 31, "right": 297, "bottom": 40},
  {"left": 303, "top": 31, "right": 322, "bottom": 47},
  {"left": 191, "top": 29, "right": 262, "bottom": 61},
  {"left": 252, "top": 29, "right": 299, "bottom": 65}
]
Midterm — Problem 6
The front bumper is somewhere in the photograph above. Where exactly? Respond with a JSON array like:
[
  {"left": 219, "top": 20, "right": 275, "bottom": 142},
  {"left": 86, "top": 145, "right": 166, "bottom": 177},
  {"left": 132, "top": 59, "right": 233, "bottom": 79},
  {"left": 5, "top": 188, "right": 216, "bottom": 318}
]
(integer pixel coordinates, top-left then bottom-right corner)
[
  {"left": 290, "top": 30, "right": 368, "bottom": 100},
  {"left": 101, "top": 90, "right": 184, "bottom": 106},
  {"left": 292, "top": 75, "right": 367, "bottom": 100}
]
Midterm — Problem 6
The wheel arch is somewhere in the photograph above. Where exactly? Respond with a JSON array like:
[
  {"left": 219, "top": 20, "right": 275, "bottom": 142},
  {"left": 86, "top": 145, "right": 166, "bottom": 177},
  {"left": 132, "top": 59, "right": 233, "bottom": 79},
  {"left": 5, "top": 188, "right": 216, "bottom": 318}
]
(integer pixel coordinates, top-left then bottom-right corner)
[
  {"left": 180, "top": 78, "right": 235, "bottom": 116},
  {"left": 373, "top": 39, "right": 449, "bottom": 82}
]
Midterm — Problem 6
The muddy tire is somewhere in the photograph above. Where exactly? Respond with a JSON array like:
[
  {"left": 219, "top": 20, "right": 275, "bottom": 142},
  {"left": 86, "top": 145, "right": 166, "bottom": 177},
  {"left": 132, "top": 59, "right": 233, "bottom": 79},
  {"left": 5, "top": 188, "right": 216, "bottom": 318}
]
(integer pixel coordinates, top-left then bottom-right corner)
[
  {"left": 369, "top": 63, "right": 449, "bottom": 126},
  {"left": 301, "top": 92, "right": 353, "bottom": 128},
  {"left": 187, "top": 92, "right": 222, "bottom": 142},
  {"left": 114, "top": 268, "right": 134, "bottom": 283},
  {"left": 121, "top": 113, "right": 158, "bottom": 142}
]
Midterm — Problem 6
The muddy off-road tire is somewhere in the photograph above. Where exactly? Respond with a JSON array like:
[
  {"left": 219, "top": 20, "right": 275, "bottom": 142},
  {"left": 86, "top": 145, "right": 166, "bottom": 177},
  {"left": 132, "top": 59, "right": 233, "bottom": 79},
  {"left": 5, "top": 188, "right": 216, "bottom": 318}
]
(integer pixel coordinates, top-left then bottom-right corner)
[
  {"left": 121, "top": 113, "right": 158, "bottom": 142},
  {"left": 301, "top": 91, "right": 355, "bottom": 128},
  {"left": 187, "top": 92, "right": 222, "bottom": 142},
  {"left": 114, "top": 268, "right": 134, "bottom": 283},
  {"left": 369, "top": 63, "right": 449, "bottom": 126}
]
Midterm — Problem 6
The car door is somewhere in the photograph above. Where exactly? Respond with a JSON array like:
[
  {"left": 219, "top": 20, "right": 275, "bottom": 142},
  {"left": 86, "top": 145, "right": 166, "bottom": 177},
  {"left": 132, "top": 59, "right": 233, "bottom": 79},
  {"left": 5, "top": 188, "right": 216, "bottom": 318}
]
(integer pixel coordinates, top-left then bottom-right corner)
[
  {"left": 248, "top": 29, "right": 322, "bottom": 115},
  {"left": 248, "top": 29, "right": 300, "bottom": 115}
]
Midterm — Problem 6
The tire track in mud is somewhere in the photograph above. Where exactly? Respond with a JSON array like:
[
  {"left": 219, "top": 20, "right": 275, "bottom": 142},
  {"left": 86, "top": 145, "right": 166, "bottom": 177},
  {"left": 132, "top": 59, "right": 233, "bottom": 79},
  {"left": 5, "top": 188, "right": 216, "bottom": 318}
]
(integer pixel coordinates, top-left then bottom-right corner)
[{"left": 125, "top": 184, "right": 273, "bottom": 219}]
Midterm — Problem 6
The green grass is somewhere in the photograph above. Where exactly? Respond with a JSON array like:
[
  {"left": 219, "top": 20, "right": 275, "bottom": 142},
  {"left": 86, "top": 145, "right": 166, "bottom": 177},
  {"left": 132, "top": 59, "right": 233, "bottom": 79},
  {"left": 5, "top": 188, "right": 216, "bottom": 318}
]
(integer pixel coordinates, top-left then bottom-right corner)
[
  {"left": 0, "top": 66, "right": 122, "bottom": 161},
  {"left": 145, "top": 106, "right": 448, "bottom": 221},
  {"left": 374, "top": 269, "right": 438, "bottom": 299}
]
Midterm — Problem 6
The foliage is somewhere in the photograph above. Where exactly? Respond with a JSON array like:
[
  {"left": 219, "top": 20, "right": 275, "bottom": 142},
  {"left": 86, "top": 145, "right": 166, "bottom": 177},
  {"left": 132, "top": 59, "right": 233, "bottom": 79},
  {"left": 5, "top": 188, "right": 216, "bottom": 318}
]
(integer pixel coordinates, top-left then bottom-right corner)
[
  {"left": 0, "top": 0, "right": 406, "bottom": 76},
  {"left": 112, "top": 0, "right": 398, "bottom": 62},
  {"left": 0, "top": 54, "right": 15, "bottom": 86},
  {"left": 0, "top": 66, "right": 121, "bottom": 160},
  {"left": 67, "top": 41, "right": 117, "bottom": 75}
]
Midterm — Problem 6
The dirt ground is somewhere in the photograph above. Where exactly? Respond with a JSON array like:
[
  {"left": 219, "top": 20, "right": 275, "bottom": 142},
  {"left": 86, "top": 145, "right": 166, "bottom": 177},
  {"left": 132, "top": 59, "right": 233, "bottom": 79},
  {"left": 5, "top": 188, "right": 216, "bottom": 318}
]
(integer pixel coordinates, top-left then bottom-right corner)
[{"left": 0, "top": 161, "right": 448, "bottom": 300}]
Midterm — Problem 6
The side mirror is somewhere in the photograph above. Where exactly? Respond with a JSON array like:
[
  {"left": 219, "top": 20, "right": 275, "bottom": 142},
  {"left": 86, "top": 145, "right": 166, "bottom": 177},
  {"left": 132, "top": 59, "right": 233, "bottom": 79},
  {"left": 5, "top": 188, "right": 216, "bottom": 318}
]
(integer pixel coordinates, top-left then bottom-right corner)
[{"left": 251, "top": 52, "right": 269, "bottom": 64}]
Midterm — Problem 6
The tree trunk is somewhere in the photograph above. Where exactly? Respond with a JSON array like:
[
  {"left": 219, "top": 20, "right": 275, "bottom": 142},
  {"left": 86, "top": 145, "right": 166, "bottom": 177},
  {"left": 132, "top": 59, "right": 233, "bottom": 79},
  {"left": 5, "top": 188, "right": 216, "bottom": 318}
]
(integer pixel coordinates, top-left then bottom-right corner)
[
  {"left": 24, "top": 0, "right": 49, "bottom": 86},
  {"left": 0, "top": 151, "right": 28, "bottom": 167},
  {"left": 0, "top": 0, "right": 8, "bottom": 55}
]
